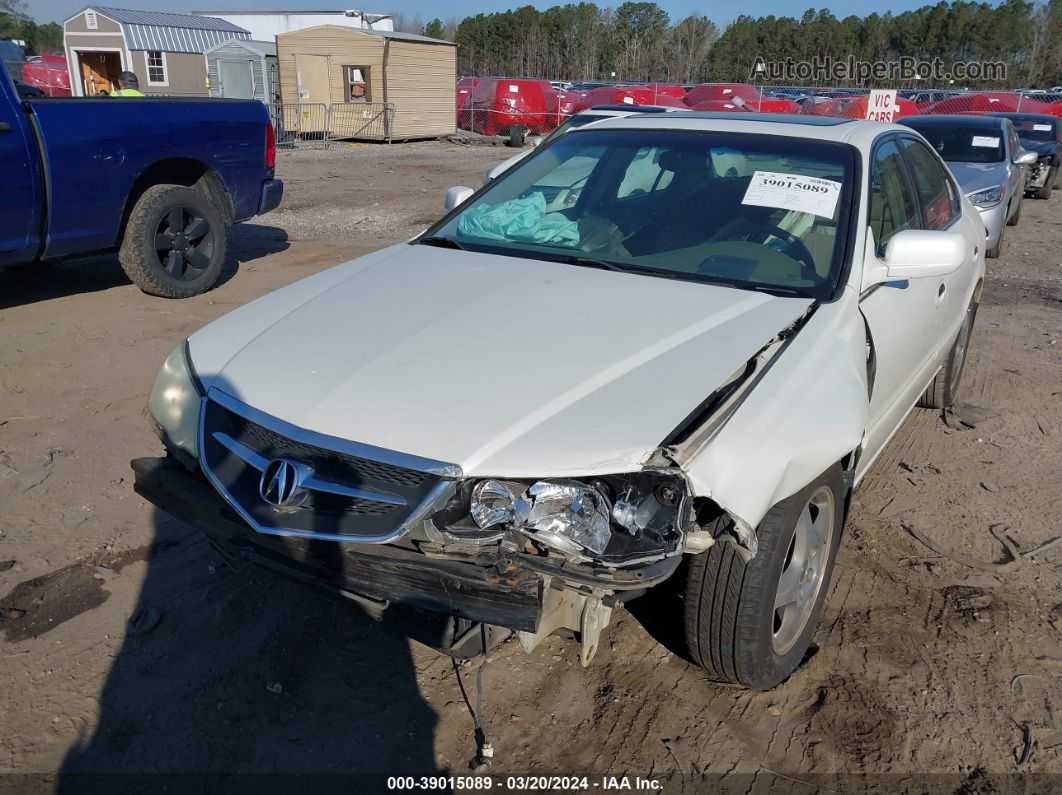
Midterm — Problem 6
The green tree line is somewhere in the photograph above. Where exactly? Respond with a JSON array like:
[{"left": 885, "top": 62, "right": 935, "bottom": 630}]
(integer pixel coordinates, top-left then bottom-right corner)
[
  {"left": 1, "top": 0, "right": 63, "bottom": 57},
  {"left": 406, "top": 0, "right": 1062, "bottom": 87}
]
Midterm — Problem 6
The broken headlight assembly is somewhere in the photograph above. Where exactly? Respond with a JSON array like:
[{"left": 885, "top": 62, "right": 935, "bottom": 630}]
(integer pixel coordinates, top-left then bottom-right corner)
[{"left": 433, "top": 472, "right": 693, "bottom": 567}]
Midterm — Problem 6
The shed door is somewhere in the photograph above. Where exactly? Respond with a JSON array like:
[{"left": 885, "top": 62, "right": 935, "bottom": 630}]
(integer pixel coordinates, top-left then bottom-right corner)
[
  {"left": 294, "top": 54, "right": 330, "bottom": 104},
  {"left": 219, "top": 59, "right": 254, "bottom": 99}
]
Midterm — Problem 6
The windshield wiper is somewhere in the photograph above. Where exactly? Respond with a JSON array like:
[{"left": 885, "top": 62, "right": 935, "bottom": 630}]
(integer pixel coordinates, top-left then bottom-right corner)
[
  {"left": 544, "top": 253, "right": 681, "bottom": 279},
  {"left": 417, "top": 236, "right": 464, "bottom": 250}
]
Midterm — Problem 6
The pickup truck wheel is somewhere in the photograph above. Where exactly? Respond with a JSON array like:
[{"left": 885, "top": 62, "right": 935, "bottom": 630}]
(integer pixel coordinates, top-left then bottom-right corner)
[
  {"left": 120, "top": 184, "right": 226, "bottom": 298},
  {"left": 917, "top": 298, "right": 978, "bottom": 410},
  {"left": 682, "top": 466, "right": 844, "bottom": 690}
]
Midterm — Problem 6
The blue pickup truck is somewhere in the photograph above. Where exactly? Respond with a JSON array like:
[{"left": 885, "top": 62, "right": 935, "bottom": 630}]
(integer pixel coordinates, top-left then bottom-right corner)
[{"left": 0, "top": 62, "right": 282, "bottom": 298}]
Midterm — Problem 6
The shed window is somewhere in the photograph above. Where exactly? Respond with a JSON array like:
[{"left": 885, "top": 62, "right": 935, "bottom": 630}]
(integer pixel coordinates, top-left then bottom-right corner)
[
  {"left": 146, "top": 51, "right": 167, "bottom": 85},
  {"left": 344, "top": 66, "right": 370, "bottom": 102},
  {"left": 86, "top": 10, "right": 98, "bottom": 29}
]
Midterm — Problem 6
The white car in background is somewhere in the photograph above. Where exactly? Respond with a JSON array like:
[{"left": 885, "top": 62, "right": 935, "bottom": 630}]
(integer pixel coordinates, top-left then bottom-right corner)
[{"left": 138, "top": 113, "right": 984, "bottom": 690}]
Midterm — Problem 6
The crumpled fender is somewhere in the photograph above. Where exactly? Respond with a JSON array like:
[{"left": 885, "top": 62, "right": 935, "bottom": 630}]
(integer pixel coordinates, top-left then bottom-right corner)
[{"left": 672, "top": 287, "right": 868, "bottom": 536}]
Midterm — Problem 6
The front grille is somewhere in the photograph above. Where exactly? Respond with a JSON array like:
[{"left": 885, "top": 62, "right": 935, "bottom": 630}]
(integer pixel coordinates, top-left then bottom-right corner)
[
  {"left": 234, "top": 415, "right": 430, "bottom": 489},
  {"left": 200, "top": 395, "right": 448, "bottom": 540}
]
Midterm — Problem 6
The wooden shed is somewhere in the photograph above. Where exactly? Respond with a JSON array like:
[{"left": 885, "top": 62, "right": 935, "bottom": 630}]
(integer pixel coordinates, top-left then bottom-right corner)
[
  {"left": 276, "top": 25, "right": 456, "bottom": 141},
  {"left": 205, "top": 39, "right": 278, "bottom": 103}
]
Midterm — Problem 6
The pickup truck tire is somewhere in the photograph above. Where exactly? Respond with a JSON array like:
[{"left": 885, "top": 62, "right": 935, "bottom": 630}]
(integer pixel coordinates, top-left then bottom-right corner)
[
  {"left": 682, "top": 465, "right": 845, "bottom": 690},
  {"left": 120, "top": 184, "right": 226, "bottom": 298},
  {"left": 917, "top": 297, "right": 977, "bottom": 410}
]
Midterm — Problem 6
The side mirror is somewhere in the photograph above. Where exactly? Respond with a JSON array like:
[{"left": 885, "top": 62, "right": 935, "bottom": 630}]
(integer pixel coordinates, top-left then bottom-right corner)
[
  {"left": 883, "top": 229, "right": 966, "bottom": 279},
  {"left": 444, "top": 186, "right": 474, "bottom": 211},
  {"left": 1014, "top": 149, "right": 1038, "bottom": 166}
]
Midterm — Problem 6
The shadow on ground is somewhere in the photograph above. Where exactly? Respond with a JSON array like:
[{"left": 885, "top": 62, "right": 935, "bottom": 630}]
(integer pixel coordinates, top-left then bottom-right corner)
[
  {"left": 57, "top": 507, "right": 440, "bottom": 788},
  {"left": 0, "top": 224, "right": 289, "bottom": 310}
]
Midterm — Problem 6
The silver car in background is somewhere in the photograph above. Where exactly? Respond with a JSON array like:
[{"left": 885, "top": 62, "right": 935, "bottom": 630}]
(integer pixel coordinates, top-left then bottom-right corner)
[{"left": 903, "top": 115, "right": 1037, "bottom": 257}]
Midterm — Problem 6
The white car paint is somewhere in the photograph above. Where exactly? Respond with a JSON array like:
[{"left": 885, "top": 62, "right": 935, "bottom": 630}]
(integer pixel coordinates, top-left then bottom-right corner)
[
  {"left": 190, "top": 245, "right": 812, "bottom": 478},
  {"left": 186, "top": 114, "right": 985, "bottom": 538}
]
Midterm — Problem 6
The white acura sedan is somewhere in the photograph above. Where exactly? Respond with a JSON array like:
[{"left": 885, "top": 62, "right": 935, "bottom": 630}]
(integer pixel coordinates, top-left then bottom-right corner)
[{"left": 136, "top": 113, "right": 984, "bottom": 689}]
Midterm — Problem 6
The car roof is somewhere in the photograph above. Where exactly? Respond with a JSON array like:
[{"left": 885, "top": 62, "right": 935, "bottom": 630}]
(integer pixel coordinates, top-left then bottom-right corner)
[
  {"left": 584, "top": 112, "right": 905, "bottom": 150},
  {"left": 983, "top": 111, "right": 1058, "bottom": 124},
  {"left": 586, "top": 104, "right": 687, "bottom": 114},
  {"left": 902, "top": 114, "right": 1006, "bottom": 129}
]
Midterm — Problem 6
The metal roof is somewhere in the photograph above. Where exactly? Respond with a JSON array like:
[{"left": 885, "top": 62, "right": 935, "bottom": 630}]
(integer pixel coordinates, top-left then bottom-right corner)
[
  {"left": 94, "top": 6, "right": 247, "bottom": 31},
  {"left": 82, "top": 6, "right": 251, "bottom": 53},
  {"left": 278, "top": 24, "right": 453, "bottom": 46},
  {"left": 204, "top": 38, "right": 276, "bottom": 57}
]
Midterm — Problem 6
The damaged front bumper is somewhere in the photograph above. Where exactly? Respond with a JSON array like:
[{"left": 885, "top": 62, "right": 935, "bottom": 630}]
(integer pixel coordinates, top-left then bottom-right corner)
[{"left": 131, "top": 456, "right": 682, "bottom": 663}]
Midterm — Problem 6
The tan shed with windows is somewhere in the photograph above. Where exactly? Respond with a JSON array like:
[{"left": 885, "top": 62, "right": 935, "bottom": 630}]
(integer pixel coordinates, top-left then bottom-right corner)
[{"left": 276, "top": 25, "right": 456, "bottom": 141}]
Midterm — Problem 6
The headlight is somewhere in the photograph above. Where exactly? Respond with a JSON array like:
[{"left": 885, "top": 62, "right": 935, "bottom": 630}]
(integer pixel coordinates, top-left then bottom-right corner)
[
  {"left": 967, "top": 185, "right": 1003, "bottom": 208},
  {"left": 148, "top": 340, "right": 203, "bottom": 469},
  {"left": 462, "top": 473, "right": 689, "bottom": 565}
]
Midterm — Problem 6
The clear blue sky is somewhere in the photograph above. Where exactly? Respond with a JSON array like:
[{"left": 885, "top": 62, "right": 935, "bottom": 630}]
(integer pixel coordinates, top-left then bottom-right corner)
[{"left": 28, "top": 0, "right": 945, "bottom": 27}]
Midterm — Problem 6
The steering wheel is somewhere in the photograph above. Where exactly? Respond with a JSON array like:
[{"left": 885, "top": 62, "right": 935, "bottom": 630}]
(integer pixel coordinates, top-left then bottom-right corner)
[{"left": 709, "top": 220, "right": 818, "bottom": 280}]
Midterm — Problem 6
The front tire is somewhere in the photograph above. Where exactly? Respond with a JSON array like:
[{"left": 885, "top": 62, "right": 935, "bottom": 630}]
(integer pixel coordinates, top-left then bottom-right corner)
[
  {"left": 986, "top": 223, "right": 1003, "bottom": 258},
  {"left": 683, "top": 466, "right": 845, "bottom": 690},
  {"left": 1006, "top": 196, "right": 1022, "bottom": 225},
  {"left": 119, "top": 184, "right": 227, "bottom": 298}
]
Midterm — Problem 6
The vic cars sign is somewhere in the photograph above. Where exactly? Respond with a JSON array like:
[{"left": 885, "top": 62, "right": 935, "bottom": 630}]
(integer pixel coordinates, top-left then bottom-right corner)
[{"left": 866, "top": 89, "right": 899, "bottom": 122}]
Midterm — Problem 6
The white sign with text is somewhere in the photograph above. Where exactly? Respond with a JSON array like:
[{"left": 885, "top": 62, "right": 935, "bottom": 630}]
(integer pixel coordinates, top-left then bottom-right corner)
[{"left": 866, "top": 89, "right": 899, "bottom": 122}]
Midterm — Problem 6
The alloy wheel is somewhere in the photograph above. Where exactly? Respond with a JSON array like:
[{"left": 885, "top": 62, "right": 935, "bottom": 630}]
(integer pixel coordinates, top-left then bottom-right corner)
[
  {"left": 772, "top": 485, "right": 835, "bottom": 655},
  {"left": 154, "top": 207, "right": 215, "bottom": 281}
]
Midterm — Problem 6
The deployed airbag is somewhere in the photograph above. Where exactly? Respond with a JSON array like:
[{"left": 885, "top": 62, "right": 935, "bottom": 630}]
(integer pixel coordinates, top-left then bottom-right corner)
[{"left": 457, "top": 192, "right": 580, "bottom": 246}]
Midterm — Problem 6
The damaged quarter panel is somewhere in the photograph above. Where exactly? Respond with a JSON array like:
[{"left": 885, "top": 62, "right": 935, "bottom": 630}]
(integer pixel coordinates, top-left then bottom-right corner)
[{"left": 674, "top": 288, "right": 869, "bottom": 532}]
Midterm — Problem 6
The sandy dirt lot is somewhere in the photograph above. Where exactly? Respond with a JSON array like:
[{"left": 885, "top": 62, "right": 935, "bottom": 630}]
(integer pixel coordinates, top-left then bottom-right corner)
[{"left": 1, "top": 141, "right": 1060, "bottom": 791}]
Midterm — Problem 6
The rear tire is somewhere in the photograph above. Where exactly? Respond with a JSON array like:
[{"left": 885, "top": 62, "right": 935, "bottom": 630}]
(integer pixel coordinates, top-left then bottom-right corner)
[
  {"left": 1033, "top": 181, "right": 1053, "bottom": 200},
  {"left": 918, "top": 297, "right": 978, "bottom": 409},
  {"left": 682, "top": 466, "right": 845, "bottom": 690},
  {"left": 119, "top": 184, "right": 227, "bottom": 298}
]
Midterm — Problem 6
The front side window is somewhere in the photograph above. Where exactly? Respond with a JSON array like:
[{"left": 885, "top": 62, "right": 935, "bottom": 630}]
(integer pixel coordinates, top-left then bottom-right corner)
[
  {"left": 424, "top": 129, "right": 856, "bottom": 299},
  {"left": 146, "top": 50, "right": 166, "bottom": 85},
  {"left": 345, "top": 66, "right": 370, "bottom": 102},
  {"left": 900, "top": 138, "right": 960, "bottom": 230},
  {"left": 868, "top": 139, "right": 920, "bottom": 256}
]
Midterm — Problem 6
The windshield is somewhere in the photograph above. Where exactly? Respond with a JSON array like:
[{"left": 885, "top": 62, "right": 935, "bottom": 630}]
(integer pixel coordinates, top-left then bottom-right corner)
[
  {"left": 425, "top": 129, "right": 855, "bottom": 299},
  {"left": 907, "top": 123, "right": 1006, "bottom": 164},
  {"left": 1009, "top": 118, "right": 1057, "bottom": 143},
  {"left": 539, "top": 113, "right": 609, "bottom": 145}
]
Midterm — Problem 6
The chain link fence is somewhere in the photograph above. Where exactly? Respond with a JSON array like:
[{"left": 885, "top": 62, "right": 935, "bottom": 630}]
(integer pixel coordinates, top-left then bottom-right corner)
[
  {"left": 269, "top": 102, "right": 397, "bottom": 151},
  {"left": 455, "top": 79, "right": 1062, "bottom": 135}
]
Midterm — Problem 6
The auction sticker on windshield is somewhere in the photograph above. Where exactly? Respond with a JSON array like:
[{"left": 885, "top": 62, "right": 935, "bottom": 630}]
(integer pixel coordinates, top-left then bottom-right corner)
[
  {"left": 972, "top": 136, "right": 1001, "bottom": 148},
  {"left": 742, "top": 170, "right": 841, "bottom": 219}
]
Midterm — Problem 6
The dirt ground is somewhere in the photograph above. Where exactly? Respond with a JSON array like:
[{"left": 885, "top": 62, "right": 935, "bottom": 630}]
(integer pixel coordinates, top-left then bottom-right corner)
[{"left": 1, "top": 141, "right": 1060, "bottom": 791}]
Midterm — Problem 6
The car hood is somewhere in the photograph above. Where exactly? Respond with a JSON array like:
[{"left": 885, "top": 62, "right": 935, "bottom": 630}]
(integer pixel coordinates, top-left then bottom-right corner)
[
  {"left": 189, "top": 245, "right": 813, "bottom": 477},
  {"left": 945, "top": 160, "right": 1011, "bottom": 194}
]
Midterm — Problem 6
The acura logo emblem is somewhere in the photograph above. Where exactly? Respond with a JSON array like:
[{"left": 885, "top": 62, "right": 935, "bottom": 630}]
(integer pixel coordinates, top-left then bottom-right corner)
[{"left": 260, "top": 458, "right": 310, "bottom": 508}]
